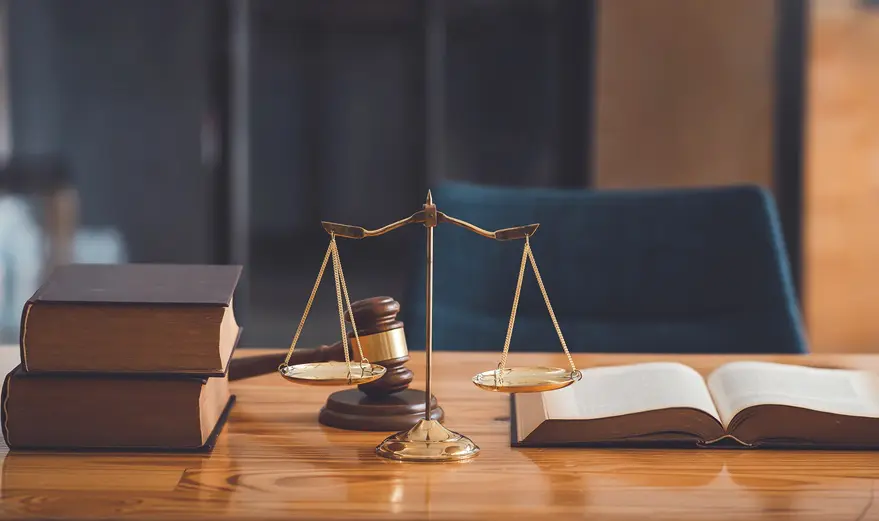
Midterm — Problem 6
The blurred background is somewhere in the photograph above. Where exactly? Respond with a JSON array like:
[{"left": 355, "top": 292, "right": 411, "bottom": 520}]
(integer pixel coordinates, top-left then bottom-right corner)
[{"left": 0, "top": 0, "right": 875, "bottom": 353}]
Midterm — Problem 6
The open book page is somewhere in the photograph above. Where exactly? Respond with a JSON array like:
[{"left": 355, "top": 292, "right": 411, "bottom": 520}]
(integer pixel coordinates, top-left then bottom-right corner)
[
  {"left": 541, "top": 362, "right": 720, "bottom": 421},
  {"left": 706, "top": 361, "right": 879, "bottom": 428}
]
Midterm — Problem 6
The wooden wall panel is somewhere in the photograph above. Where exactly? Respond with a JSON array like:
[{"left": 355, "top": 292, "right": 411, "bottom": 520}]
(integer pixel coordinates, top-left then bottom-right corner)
[
  {"left": 804, "top": 1, "right": 879, "bottom": 352},
  {"left": 592, "top": 0, "right": 776, "bottom": 189}
]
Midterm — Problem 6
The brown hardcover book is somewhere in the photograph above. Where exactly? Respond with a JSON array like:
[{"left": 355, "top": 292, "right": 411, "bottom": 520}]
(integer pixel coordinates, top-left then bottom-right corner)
[
  {"left": 1, "top": 365, "right": 234, "bottom": 451},
  {"left": 20, "top": 263, "right": 241, "bottom": 375},
  {"left": 512, "top": 361, "right": 879, "bottom": 449}
]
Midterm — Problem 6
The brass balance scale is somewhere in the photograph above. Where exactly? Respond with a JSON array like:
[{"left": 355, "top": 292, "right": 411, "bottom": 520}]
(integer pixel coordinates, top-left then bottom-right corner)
[{"left": 278, "top": 191, "right": 581, "bottom": 462}]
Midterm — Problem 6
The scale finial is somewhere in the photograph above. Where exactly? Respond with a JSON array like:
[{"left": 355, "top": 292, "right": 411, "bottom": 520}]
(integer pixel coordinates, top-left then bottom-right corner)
[{"left": 426, "top": 189, "right": 434, "bottom": 205}]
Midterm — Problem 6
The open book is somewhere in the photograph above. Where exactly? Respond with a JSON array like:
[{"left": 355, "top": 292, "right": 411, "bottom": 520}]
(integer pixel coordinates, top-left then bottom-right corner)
[{"left": 512, "top": 361, "right": 879, "bottom": 448}]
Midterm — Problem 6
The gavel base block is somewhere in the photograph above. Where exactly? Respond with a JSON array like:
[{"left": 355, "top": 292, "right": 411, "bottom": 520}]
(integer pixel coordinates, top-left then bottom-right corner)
[{"left": 319, "top": 389, "right": 443, "bottom": 431}]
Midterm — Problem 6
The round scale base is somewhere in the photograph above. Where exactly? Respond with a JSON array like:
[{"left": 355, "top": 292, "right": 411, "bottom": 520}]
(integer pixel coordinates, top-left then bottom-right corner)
[
  {"left": 319, "top": 389, "right": 443, "bottom": 431},
  {"left": 376, "top": 419, "right": 480, "bottom": 462},
  {"left": 472, "top": 366, "right": 582, "bottom": 393},
  {"left": 280, "top": 361, "right": 386, "bottom": 386}
]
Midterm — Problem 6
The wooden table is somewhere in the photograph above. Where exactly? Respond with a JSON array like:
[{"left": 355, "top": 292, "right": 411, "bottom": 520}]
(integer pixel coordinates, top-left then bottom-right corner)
[{"left": 2, "top": 349, "right": 879, "bottom": 520}]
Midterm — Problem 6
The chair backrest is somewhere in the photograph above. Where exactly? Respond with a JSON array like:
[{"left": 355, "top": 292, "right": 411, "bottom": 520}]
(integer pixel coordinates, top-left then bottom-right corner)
[{"left": 400, "top": 181, "right": 807, "bottom": 354}]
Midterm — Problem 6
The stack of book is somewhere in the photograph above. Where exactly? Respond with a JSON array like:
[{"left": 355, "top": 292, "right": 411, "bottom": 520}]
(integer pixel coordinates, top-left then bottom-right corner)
[{"left": 1, "top": 263, "right": 241, "bottom": 451}]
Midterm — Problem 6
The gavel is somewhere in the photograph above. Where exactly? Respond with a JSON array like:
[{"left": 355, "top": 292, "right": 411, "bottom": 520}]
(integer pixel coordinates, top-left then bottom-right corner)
[{"left": 229, "top": 296, "right": 441, "bottom": 431}]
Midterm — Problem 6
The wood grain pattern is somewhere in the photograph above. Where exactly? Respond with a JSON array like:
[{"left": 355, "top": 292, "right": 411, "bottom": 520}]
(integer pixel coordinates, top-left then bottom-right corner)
[
  {"left": 3, "top": 348, "right": 879, "bottom": 520},
  {"left": 805, "top": 1, "right": 879, "bottom": 352}
]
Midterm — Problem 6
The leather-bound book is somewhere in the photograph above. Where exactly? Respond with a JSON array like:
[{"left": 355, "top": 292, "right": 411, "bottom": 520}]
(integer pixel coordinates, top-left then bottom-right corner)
[
  {"left": 1, "top": 365, "right": 234, "bottom": 450},
  {"left": 19, "top": 264, "right": 241, "bottom": 376}
]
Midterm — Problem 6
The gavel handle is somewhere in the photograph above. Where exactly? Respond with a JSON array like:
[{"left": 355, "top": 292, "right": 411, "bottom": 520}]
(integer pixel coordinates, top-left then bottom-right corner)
[{"left": 228, "top": 342, "right": 346, "bottom": 381}]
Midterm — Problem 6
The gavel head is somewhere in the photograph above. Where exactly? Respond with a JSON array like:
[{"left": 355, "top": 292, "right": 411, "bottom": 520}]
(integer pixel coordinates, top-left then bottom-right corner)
[{"left": 345, "top": 296, "right": 412, "bottom": 396}]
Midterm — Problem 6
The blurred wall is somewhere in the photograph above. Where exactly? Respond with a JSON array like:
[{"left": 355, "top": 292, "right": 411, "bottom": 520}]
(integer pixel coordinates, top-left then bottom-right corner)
[
  {"left": 592, "top": 0, "right": 776, "bottom": 189},
  {"left": 590, "top": 0, "right": 879, "bottom": 353},
  {"left": 8, "top": 0, "right": 217, "bottom": 263},
  {"left": 248, "top": 3, "right": 424, "bottom": 243},
  {"left": 805, "top": 0, "right": 879, "bottom": 352}
]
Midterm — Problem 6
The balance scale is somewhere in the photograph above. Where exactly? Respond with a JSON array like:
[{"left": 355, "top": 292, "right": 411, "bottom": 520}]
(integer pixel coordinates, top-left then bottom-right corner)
[{"left": 278, "top": 191, "right": 581, "bottom": 462}]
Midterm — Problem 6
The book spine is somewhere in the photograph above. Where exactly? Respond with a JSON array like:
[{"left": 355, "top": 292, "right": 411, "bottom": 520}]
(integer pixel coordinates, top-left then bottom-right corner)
[
  {"left": 2, "top": 394, "right": 235, "bottom": 452},
  {"left": 18, "top": 306, "right": 237, "bottom": 377}
]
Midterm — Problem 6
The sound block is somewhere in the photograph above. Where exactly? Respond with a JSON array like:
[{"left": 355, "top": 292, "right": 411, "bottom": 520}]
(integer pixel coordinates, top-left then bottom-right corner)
[{"left": 319, "top": 388, "right": 443, "bottom": 431}]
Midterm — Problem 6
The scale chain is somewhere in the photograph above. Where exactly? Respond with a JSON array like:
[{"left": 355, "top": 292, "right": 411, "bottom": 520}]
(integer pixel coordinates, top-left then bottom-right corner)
[
  {"left": 498, "top": 237, "right": 578, "bottom": 377},
  {"left": 499, "top": 237, "right": 530, "bottom": 373},
  {"left": 332, "top": 239, "right": 368, "bottom": 365},
  {"left": 330, "top": 235, "right": 354, "bottom": 370},
  {"left": 526, "top": 239, "right": 578, "bottom": 375},
  {"left": 282, "top": 239, "right": 334, "bottom": 368},
  {"left": 280, "top": 234, "right": 369, "bottom": 378}
]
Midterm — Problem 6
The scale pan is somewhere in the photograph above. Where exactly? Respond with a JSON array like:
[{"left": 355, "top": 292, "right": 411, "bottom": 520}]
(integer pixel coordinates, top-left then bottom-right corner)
[
  {"left": 472, "top": 366, "right": 581, "bottom": 393},
  {"left": 280, "top": 361, "right": 386, "bottom": 386}
]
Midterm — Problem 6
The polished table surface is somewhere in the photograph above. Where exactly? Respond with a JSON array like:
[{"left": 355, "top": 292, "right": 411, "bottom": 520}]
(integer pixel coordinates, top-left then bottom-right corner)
[{"left": 2, "top": 348, "right": 879, "bottom": 520}]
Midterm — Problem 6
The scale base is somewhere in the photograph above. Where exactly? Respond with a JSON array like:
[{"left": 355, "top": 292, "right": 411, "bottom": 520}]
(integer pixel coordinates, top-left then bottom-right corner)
[{"left": 375, "top": 419, "right": 480, "bottom": 462}]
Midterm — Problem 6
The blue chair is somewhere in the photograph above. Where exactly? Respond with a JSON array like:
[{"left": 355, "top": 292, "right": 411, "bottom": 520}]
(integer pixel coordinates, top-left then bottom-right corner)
[{"left": 400, "top": 181, "right": 807, "bottom": 354}]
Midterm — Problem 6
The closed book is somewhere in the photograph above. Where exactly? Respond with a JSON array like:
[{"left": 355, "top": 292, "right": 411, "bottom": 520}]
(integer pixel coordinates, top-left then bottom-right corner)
[
  {"left": 1, "top": 366, "right": 234, "bottom": 451},
  {"left": 20, "top": 263, "right": 241, "bottom": 376}
]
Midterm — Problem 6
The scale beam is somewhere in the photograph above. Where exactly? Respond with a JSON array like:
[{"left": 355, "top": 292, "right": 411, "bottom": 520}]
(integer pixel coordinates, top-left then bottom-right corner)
[
  {"left": 438, "top": 213, "right": 539, "bottom": 240},
  {"left": 321, "top": 211, "right": 538, "bottom": 241},
  {"left": 322, "top": 210, "right": 427, "bottom": 239}
]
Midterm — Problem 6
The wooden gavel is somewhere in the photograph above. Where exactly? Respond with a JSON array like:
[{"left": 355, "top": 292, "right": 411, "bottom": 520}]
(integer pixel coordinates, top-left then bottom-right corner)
[
  {"left": 229, "top": 296, "right": 412, "bottom": 395},
  {"left": 230, "top": 295, "right": 440, "bottom": 431}
]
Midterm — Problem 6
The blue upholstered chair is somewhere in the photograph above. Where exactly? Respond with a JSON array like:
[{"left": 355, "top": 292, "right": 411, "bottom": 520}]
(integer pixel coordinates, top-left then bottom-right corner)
[{"left": 400, "top": 181, "right": 807, "bottom": 354}]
